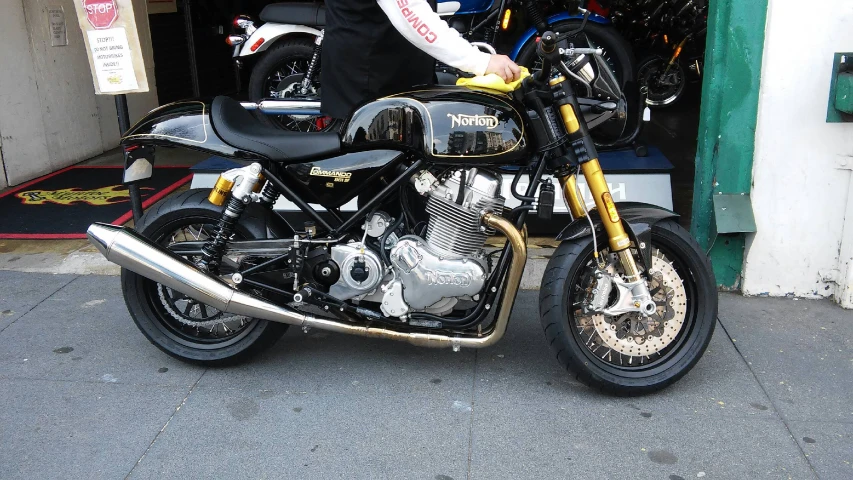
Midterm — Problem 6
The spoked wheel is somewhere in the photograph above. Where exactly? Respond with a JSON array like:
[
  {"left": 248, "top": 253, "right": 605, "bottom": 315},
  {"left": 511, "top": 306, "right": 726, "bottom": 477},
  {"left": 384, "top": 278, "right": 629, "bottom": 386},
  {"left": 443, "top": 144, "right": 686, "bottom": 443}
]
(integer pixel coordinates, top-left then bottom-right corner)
[
  {"left": 247, "top": 40, "right": 334, "bottom": 132},
  {"left": 638, "top": 56, "right": 686, "bottom": 108},
  {"left": 151, "top": 223, "right": 255, "bottom": 344},
  {"left": 539, "top": 220, "right": 717, "bottom": 395},
  {"left": 122, "top": 190, "right": 288, "bottom": 365}
]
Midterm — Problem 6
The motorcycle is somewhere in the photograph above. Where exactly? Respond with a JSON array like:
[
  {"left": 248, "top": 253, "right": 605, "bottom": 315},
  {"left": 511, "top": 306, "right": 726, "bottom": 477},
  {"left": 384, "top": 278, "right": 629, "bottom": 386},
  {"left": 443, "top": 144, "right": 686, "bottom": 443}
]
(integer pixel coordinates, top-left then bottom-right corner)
[
  {"left": 607, "top": 0, "right": 707, "bottom": 107},
  {"left": 89, "top": 15, "right": 716, "bottom": 394},
  {"left": 227, "top": 0, "right": 639, "bottom": 144}
]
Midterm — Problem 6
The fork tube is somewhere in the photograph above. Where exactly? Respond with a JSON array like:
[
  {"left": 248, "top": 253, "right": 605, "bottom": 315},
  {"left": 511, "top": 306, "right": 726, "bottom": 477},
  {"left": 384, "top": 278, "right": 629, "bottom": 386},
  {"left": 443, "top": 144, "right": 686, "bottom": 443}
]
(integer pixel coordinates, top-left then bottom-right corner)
[
  {"left": 551, "top": 77, "right": 635, "bottom": 258},
  {"left": 558, "top": 174, "right": 586, "bottom": 219}
]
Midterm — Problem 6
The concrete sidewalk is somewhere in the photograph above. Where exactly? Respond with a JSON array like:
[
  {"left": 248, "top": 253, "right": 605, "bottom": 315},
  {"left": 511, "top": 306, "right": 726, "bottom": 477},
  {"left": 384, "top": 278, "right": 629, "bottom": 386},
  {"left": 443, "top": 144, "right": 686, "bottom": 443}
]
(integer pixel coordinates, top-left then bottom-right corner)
[{"left": 0, "top": 271, "right": 850, "bottom": 479}]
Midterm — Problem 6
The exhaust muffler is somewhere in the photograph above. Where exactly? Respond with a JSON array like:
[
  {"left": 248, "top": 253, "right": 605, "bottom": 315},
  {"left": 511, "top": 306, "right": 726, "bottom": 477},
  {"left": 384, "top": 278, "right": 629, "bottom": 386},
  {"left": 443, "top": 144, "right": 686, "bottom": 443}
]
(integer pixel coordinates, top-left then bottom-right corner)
[{"left": 86, "top": 214, "right": 525, "bottom": 349}]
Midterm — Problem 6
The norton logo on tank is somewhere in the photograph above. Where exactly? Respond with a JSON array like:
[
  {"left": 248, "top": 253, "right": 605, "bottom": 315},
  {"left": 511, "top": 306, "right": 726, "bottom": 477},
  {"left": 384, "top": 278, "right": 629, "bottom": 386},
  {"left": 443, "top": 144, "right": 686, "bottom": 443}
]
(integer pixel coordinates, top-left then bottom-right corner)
[
  {"left": 447, "top": 113, "right": 499, "bottom": 129},
  {"left": 15, "top": 185, "right": 147, "bottom": 206}
]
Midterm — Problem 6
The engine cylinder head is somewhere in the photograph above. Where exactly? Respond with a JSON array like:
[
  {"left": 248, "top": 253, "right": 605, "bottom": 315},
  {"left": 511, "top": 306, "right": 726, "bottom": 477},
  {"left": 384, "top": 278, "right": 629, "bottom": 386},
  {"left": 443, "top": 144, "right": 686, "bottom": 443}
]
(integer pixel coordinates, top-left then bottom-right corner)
[{"left": 424, "top": 169, "right": 505, "bottom": 257}]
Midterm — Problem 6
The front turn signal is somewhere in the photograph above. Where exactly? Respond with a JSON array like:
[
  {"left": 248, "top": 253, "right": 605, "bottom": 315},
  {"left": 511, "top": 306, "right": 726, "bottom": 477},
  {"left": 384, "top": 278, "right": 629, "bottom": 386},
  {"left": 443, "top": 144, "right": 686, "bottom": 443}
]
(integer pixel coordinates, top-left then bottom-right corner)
[
  {"left": 602, "top": 192, "right": 620, "bottom": 223},
  {"left": 501, "top": 9, "right": 512, "bottom": 30}
]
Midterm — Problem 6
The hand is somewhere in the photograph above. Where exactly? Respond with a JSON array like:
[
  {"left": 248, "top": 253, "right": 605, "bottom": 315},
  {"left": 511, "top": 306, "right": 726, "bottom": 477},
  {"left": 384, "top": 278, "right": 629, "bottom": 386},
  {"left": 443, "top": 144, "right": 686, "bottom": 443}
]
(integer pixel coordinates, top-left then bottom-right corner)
[{"left": 485, "top": 55, "right": 522, "bottom": 83}]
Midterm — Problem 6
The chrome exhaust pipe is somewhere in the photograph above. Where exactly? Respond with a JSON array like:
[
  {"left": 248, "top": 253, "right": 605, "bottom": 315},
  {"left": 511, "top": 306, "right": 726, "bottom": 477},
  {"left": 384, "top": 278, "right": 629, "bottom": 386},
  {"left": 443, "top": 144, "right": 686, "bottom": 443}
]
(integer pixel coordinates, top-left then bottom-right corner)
[{"left": 87, "top": 215, "right": 526, "bottom": 349}]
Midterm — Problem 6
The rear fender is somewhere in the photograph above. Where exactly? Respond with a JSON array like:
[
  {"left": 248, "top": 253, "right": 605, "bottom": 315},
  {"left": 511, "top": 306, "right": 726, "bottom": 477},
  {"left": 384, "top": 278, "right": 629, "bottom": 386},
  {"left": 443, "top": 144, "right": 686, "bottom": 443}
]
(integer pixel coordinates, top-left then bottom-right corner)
[
  {"left": 555, "top": 202, "right": 678, "bottom": 271},
  {"left": 120, "top": 101, "right": 257, "bottom": 160},
  {"left": 238, "top": 23, "right": 321, "bottom": 57}
]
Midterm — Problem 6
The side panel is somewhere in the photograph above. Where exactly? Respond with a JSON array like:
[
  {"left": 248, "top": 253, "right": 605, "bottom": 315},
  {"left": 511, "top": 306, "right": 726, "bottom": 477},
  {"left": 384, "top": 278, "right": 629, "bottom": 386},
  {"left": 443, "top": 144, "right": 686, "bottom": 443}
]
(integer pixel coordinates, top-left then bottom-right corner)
[
  {"left": 121, "top": 101, "right": 249, "bottom": 159},
  {"left": 555, "top": 202, "right": 678, "bottom": 270},
  {"left": 509, "top": 12, "right": 611, "bottom": 60},
  {"left": 283, "top": 150, "right": 405, "bottom": 208},
  {"left": 238, "top": 23, "right": 322, "bottom": 57}
]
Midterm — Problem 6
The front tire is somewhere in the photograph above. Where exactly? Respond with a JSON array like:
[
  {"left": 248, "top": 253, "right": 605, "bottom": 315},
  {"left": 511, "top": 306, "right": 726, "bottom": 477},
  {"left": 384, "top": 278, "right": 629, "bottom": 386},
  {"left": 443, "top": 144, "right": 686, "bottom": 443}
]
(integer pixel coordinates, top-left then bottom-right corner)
[
  {"left": 539, "top": 220, "right": 717, "bottom": 395},
  {"left": 122, "top": 190, "right": 288, "bottom": 365}
]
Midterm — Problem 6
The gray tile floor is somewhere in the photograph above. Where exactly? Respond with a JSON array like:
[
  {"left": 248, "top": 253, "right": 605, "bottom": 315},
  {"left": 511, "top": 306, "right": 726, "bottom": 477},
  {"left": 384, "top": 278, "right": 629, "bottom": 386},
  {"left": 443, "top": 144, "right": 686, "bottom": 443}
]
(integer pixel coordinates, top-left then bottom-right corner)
[{"left": 0, "top": 272, "right": 850, "bottom": 479}]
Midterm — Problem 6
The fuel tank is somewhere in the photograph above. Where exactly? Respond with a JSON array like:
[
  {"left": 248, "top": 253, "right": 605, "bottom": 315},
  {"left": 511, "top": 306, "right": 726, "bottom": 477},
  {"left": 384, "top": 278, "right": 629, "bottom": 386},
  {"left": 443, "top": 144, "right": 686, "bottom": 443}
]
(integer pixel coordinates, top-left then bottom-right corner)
[{"left": 341, "top": 87, "right": 529, "bottom": 166}]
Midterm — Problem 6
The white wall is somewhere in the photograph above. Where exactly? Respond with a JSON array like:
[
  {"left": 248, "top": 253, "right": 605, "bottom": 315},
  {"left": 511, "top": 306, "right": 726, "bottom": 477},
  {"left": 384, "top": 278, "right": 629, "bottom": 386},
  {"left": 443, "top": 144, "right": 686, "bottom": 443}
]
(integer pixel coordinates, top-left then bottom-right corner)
[
  {"left": 0, "top": 0, "right": 158, "bottom": 187},
  {"left": 744, "top": 0, "right": 853, "bottom": 307}
]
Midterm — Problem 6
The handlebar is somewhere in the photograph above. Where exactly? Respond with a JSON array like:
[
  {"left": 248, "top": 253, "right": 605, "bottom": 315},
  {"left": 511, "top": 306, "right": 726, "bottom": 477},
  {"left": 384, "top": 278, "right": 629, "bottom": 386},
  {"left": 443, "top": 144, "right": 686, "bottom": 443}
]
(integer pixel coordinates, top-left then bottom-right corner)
[{"left": 535, "top": 31, "right": 558, "bottom": 83}]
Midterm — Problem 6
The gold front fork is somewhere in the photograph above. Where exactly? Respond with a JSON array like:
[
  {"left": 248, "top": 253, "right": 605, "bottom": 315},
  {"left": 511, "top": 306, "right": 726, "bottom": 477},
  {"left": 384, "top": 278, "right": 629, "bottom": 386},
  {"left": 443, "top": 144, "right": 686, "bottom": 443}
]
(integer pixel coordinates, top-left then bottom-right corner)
[{"left": 552, "top": 95, "right": 641, "bottom": 280}]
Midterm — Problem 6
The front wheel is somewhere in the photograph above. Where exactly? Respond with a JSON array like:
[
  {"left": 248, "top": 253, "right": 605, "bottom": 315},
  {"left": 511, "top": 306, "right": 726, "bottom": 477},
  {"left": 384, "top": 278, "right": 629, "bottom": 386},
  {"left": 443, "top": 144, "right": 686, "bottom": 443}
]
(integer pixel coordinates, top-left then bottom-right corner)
[{"left": 539, "top": 220, "right": 717, "bottom": 395}]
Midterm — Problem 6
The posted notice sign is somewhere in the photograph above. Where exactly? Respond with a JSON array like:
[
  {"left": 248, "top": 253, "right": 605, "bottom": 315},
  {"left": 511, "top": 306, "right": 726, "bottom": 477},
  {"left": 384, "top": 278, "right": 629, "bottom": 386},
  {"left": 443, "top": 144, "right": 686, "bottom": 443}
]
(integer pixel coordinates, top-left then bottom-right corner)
[{"left": 73, "top": 0, "right": 149, "bottom": 94}]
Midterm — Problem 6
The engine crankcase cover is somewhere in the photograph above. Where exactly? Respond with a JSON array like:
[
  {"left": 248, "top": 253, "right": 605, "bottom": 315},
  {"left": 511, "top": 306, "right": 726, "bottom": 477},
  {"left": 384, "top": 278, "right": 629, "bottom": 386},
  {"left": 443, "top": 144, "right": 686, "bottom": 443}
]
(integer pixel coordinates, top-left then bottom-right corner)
[
  {"left": 388, "top": 236, "right": 486, "bottom": 310},
  {"left": 328, "top": 243, "right": 383, "bottom": 301}
]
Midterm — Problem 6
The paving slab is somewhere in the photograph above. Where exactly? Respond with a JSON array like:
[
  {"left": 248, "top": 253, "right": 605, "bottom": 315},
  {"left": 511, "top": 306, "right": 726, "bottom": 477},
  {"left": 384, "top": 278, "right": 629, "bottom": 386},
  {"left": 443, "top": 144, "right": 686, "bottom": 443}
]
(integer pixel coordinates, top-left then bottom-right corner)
[
  {"left": 0, "top": 271, "right": 77, "bottom": 331},
  {"left": 0, "top": 274, "right": 205, "bottom": 387},
  {"left": 198, "top": 327, "right": 477, "bottom": 397},
  {"left": 468, "top": 406, "right": 815, "bottom": 479},
  {"left": 474, "top": 294, "right": 778, "bottom": 420},
  {"left": 0, "top": 377, "right": 189, "bottom": 480},
  {"left": 788, "top": 420, "right": 853, "bottom": 480},
  {"left": 128, "top": 383, "right": 472, "bottom": 479},
  {"left": 718, "top": 293, "right": 853, "bottom": 423}
]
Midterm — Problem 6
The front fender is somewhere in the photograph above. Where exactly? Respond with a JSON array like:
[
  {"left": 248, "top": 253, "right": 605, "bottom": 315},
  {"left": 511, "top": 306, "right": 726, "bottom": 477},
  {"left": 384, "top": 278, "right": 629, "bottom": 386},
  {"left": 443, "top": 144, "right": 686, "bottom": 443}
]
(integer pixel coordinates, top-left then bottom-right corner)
[
  {"left": 238, "top": 23, "right": 322, "bottom": 57},
  {"left": 509, "top": 12, "right": 611, "bottom": 60},
  {"left": 556, "top": 202, "right": 678, "bottom": 271}
]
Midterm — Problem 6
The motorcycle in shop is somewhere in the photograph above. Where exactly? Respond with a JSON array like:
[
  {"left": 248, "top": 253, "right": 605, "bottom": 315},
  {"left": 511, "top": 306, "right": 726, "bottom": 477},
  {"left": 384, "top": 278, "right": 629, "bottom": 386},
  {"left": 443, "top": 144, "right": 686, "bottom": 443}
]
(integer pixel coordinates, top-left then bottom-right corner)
[
  {"left": 226, "top": 0, "right": 639, "bottom": 146},
  {"left": 89, "top": 14, "right": 716, "bottom": 394},
  {"left": 606, "top": 0, "right": 707, "bottom": 107}
]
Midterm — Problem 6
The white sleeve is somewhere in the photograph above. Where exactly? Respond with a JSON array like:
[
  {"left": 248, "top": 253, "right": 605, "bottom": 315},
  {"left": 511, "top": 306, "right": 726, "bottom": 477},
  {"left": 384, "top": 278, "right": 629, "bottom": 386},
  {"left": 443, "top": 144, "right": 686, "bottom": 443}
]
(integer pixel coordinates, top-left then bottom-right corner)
[{"left": 376, "top": 0, "right": 492, "bottom": 76}]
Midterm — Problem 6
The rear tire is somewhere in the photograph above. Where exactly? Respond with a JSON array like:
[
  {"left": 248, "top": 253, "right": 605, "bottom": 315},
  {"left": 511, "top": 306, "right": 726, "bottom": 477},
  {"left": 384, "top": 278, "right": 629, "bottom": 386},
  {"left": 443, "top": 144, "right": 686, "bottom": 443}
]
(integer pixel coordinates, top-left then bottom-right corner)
[
  {"left": 538, "top": 220, "right": 717, "bottom": 395},
  {"left": 122, "top": 189, "right": 288, "bottom": 366}
]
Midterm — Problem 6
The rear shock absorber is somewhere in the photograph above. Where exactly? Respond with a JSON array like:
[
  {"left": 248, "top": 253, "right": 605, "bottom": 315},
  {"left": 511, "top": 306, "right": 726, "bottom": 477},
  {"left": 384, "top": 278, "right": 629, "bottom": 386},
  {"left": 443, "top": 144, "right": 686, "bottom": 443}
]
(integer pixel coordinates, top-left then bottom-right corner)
[
  {"left": 200, "top": 163, "right": 263, "bottom": 272},
  {"left": 525, "top": 1, "right": 549, "bottom": 34},
  {"left": 300, "top": 30, "right": 324, "bottom": 95}
]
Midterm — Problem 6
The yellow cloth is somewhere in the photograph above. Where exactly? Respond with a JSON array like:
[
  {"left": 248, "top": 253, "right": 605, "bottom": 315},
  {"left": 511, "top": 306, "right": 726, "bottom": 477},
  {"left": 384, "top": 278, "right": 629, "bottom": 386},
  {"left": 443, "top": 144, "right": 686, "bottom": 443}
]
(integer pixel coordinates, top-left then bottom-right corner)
[{"left": 456, "top": 67, "right": 531, "bottom": 93}]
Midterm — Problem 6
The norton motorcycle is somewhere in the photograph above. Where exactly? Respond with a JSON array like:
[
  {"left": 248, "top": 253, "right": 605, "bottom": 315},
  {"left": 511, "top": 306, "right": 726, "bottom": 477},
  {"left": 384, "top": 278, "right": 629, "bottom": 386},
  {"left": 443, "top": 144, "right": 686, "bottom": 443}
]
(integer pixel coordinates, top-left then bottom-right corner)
[
  {"left": 89, "top": 22, "right": 715, "bottom": 394},
  {"left": 227, "top": 0, "right": 638, "bottom": 142}
]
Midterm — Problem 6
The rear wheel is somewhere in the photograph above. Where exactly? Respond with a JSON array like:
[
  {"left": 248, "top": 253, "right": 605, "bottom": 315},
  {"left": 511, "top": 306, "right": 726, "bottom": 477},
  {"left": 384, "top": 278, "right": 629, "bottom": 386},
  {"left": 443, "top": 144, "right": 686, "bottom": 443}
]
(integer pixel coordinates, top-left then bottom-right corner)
[
  {"left": 122, "top": 190, "right": 288, "bottom": 365},
  {"left": 539, "top": 220, "right": 717, "bottom": 395},
  {"left": 247, "top": 39, "right": 333, "bottom": 132}
]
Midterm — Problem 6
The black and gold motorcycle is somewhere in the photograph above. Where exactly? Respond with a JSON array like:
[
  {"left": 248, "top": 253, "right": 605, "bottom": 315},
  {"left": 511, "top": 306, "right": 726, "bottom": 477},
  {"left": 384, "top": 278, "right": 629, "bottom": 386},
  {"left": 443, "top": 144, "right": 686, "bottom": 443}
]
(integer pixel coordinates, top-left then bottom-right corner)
[{"left": 88, "top": 21, "right": 716, "bottom": 395}]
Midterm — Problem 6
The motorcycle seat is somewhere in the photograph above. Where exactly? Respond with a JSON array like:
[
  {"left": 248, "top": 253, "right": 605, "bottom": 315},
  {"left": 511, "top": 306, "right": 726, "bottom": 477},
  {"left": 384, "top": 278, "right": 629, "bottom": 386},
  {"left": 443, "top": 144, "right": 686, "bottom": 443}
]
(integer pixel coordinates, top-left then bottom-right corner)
[
  {"left": 210, "top": 96, "right": 340, "bottom": 163},
  {"left": 259, "top": 3, "right": 326, "bottom": 27}
]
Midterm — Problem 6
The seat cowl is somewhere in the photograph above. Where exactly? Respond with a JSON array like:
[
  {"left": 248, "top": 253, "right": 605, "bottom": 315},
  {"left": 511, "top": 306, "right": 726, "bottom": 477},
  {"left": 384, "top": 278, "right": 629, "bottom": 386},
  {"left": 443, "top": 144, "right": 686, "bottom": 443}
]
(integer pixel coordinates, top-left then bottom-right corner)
[
  {"left": 210, "top": 96, "right": 340, "bottom": 163},
  {"left": 259, "top": 3, "right": 326, "bottom": 27}
]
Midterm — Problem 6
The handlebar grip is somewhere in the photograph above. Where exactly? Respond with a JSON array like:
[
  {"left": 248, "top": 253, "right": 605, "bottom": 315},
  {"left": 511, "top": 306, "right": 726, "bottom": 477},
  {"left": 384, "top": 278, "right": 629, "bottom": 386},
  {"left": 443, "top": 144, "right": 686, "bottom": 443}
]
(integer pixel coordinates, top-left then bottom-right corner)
[{"left": 536, "top": 31, "right": 557, "bottom": 82}]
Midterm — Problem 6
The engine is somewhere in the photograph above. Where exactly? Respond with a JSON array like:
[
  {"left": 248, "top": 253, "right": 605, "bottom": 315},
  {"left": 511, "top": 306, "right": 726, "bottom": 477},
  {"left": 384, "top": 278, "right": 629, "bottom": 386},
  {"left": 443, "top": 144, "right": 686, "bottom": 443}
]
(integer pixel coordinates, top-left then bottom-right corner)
[
  {"left": 382, "top": 168, "right": 505, "bottom": 317},
  {"left": 325, "top": 168, "right": 505, "bottom": 318}
]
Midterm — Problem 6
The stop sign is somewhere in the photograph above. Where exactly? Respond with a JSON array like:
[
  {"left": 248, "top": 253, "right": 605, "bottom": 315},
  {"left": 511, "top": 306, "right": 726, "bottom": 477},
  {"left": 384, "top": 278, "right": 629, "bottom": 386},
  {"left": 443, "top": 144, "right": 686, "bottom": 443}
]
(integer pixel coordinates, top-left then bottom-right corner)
[{"left": 83, "top": 0, "right": 118, "bottom": 29}]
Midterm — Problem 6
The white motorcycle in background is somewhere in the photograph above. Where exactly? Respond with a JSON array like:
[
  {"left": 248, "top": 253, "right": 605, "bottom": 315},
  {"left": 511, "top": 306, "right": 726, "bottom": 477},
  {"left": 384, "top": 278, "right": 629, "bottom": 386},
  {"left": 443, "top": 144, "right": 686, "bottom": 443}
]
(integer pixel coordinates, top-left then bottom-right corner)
[
  {"left": 226, "top": 1, "right": 643, "bottom": 150},
  {"left": 226, "top": 3, "right": 329, "bottom": 132}
]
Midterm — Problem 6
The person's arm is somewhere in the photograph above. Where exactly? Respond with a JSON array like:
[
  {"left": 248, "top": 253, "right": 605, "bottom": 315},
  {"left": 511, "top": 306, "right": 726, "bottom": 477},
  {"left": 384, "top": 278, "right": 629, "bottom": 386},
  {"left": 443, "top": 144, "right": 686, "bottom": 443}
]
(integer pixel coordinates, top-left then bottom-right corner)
[{"left": 376, "top": 0, "right": 491, "bottom": 76}]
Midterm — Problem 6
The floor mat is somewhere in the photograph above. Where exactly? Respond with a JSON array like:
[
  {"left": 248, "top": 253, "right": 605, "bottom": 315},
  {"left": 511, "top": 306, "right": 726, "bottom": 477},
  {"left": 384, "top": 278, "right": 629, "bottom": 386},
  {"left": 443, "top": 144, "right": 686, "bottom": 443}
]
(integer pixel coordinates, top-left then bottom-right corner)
[{"left": 0, "top": 166, "right": 191, "bottom": 239}]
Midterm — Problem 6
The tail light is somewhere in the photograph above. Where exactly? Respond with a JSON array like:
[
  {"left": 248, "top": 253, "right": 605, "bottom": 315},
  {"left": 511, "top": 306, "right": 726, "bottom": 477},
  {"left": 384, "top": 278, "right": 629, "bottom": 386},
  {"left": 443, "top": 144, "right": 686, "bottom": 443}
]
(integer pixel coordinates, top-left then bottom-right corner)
[
  {"left": 225, "top": 35, "right": 246, "bottom": 47},
  {"left": 232, "top": 15, "right": 256, "bottom": 35}
]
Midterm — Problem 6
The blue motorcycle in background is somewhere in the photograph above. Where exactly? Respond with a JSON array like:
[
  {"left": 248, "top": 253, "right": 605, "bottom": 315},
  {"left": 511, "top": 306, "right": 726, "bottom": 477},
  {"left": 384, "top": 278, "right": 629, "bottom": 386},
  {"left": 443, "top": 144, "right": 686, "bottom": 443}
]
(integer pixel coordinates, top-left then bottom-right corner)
[{"left": 228, "top": 0, "right": 640, "bottom": 149}]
